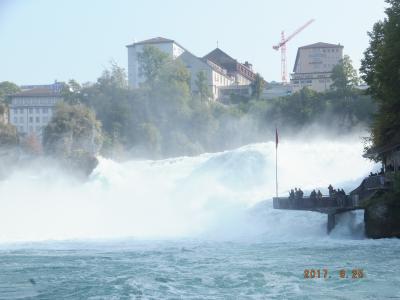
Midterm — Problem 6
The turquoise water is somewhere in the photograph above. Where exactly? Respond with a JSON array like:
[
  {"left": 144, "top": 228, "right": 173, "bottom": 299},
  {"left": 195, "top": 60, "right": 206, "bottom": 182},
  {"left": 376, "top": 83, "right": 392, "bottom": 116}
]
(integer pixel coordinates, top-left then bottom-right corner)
[{"left": 1, "top": 238, "right": 399, "bottom": 299}]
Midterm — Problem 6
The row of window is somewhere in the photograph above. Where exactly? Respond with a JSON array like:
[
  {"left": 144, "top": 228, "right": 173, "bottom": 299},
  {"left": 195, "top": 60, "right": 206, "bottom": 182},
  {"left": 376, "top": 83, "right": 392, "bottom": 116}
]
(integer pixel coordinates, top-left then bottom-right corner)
[
  {"left": 12, "top": 97, "right": 59, "bottom": 105},
  {"left": 12, "top": 108, "right": 50, "bottom": 114},
  {"left": 238, "top": 65, "right": 254, "bottom": 79},
  {"left": 322, "top": 48, "right": 339, "bottom": 53},
  {"left": 292, "top": 80, "right": 313, "bottom": 84},
  {"left": 312, "top": 63, "right": 337, "bottom": 69},
  {"left": 13, "top": 116, "right": 49, "bottom": 124},
  {"left": 292, "top": 79, "right": 332, "bottom": 84},
  {"left": 214, "top": 73, "right": 230, "bottom": 86}
]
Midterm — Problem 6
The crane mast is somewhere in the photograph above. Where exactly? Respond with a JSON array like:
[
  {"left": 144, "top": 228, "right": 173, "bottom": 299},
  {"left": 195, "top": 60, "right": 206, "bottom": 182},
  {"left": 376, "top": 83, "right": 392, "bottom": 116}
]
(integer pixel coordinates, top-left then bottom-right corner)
[{"left": 273, "top": 19, "right": 315, "bottom": 84}]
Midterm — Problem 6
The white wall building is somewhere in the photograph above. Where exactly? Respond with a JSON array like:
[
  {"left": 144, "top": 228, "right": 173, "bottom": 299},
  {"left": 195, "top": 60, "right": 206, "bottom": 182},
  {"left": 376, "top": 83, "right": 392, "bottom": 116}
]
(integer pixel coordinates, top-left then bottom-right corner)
[
  {"left": 290, "top": 42, "right": 343, "bottom": 92},
  {"left": 127, "top": 37, "right": 185, "bottom": 89},
  {"left": 126, "top": 37, "right": 255, "bottom": 100},
  {"left": 9, "top": 87, "right": 63, "bottom": 139},
  {"left": 179, "top": 51, "right": 234, "bottom": 99}
]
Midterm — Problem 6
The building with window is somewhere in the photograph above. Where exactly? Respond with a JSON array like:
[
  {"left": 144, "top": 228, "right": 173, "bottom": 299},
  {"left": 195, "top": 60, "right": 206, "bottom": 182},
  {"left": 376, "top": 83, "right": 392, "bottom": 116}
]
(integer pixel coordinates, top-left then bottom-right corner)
[
  {"left": 126, "top": 37, "right": 257, "bottom": 100},
  {"left": 179, "top": 51, "right": 234, "bottom": 100},
  {"left": 203, "top": 48, "right": 256, "bottom": 86},
  {"left": 290, "top": 42, "right": 343, "bottom": 92},
  {"left": 8, "top": 85, "right": 63, "bottom": 139}
]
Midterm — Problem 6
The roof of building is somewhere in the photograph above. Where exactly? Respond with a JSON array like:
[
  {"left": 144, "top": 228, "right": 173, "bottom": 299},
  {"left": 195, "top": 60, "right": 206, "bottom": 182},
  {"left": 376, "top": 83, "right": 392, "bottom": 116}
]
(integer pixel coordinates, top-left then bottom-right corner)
[
  {"left": 203, "top": 48, "right": 256, "bottom": 81},
  {"left": 293, "top": 42, "right": 344, "bottom": 72},
  {"left": 126, "top": 36, "right": 183, "bottom": 48},
  {"left": 11, "top": 88, "right": 63, "bottom": 97},
  {"left": 127, "top": 37, "right": 173, "bottom": 46},
  {"left": 204, "top": 48, "right": 237, "bottom": 70},
  {"left": 179, "top": 51, "right": 231, "bottom": 78},
  {"left": 299, "top": 42, "right": 344, "bottom": 49}
]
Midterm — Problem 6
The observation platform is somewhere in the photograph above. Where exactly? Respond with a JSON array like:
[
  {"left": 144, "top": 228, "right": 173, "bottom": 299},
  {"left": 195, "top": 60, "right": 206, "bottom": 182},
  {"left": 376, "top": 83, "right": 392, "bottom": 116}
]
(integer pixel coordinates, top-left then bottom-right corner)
[
  {"left": 273, "top": 195, "right": 361, "bottom": 233},
  {"left": 272, "top": 175, "right": 390, "bottom": 233}
]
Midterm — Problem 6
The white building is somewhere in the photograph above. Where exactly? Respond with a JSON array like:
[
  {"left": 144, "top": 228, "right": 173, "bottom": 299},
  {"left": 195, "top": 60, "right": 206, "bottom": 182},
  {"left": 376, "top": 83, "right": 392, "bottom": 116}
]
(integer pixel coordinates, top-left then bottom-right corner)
[
  {"left": 179, "top": 51, "right": 234, "bottom": 99},
  {"left": 203, "top": 48, "right": 256, "bottom": 86},
  {"left": 9, "top": 86, "right": 63, "bottom": 139},
  {"left": 127, "top": 37, "right": 186, "bottom": 89},
  {"left": 126, "top": 37, "right": 256, "bottom": 100},
  {"left": 290, "top": 42, "right": 343, "bottom": 92}
]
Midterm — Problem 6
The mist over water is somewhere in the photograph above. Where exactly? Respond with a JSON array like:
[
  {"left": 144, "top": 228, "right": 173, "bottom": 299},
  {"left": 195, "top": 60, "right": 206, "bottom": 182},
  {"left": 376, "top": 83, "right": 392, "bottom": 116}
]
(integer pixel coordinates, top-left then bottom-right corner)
[{"left": 0, "top": 138, "right": 376, "bottom": 243}]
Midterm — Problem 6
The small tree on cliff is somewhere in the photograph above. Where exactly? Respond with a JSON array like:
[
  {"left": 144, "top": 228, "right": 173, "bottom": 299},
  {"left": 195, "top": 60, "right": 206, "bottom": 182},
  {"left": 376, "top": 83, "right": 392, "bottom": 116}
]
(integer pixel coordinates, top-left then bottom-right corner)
[
  {"left": 43, "top": 103, "right": 103, "bottom": 174},
  {"left": 43, "top": 103, "right": 103, "bottom": 156},
  {"left": 0, "top": 123, "right": 18, "bottom": 147},
  {"left": 251, "top": 73, "right": 265, "bottom": 100},
  {"left": 195, "top": 71, "right": 211, "bottom": 101}
]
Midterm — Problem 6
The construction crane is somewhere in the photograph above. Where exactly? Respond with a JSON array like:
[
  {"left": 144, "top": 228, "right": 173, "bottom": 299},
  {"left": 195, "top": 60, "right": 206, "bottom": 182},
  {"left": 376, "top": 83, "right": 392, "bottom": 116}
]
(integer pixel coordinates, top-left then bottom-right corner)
[{"left": 273, "top": 19, "right": 315, "bottom": 84}]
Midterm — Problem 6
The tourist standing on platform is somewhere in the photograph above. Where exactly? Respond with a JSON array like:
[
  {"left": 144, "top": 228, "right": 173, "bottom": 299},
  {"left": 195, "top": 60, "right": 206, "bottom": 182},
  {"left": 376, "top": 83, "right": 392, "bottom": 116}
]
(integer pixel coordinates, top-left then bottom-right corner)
[{"left": 328, "top": 184, "right": 334, "bottom": 196}]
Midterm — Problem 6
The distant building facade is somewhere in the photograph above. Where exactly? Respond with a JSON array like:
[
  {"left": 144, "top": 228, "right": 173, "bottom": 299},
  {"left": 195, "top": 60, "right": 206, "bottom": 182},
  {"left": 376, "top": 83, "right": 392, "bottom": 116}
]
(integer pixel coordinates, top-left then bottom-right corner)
[
  {"left": 9, "top": 84, "right": 63, "bottom": 139},
  {"left": 127, "top": 37, "right": 257, "bottom": 100},
  {"left": 203, "top": 48, "right": 256, "bottom": 86},
  {"left": 290, "top": 42, "right": 343, "bottom": 92}
]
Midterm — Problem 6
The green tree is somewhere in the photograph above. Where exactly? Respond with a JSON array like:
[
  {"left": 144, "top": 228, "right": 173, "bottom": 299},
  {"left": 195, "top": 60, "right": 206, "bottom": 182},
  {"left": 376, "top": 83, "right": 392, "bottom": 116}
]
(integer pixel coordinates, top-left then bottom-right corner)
[
  {"left": 97, "top": 61, "right": 128, "bottom": 89},
  {"left": 0, "top": 123, "right": 18, "bottom": 147},
  {"left": 360, "top": 0, "right": 400, "bottom": 149},
  {"left": 251, "top": 73, "right": 265, "bottom": 100},
  {"left": 0, "top": 81, "right": 20, "bottom": 120},
  {"left": 0, "top": 81, "right": 20, "bottom": 104},
  {"left": 43, "top": 103, "right": 103, "bottom": 157},
  {"left": 195, "top": 71, "right": 211, "bottom": 101},
  {"left": 65, "top": 63, "right": 134, "bottom": 154},
  {"left": 61, "top": 79, "right": 83, "bottom": 105},
  {"left": 137, "top": 45, "right": 170, "bottom": 86},
  {"left": 331, "top": 55, "right": 359, "bottom": 95}
]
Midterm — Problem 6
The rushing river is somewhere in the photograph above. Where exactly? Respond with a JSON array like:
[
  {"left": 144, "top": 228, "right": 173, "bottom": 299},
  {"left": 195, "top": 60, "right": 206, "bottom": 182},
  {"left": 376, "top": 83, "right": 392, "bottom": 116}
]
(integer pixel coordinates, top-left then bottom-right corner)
[{"left": 1, "top": 139, "right": 399, "bottom": 299}]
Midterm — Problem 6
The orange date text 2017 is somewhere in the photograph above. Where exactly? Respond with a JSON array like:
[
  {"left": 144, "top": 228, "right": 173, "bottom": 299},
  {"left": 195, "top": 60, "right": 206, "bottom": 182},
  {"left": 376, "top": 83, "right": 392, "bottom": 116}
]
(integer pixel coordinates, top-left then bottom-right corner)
[{"left": 304, "top": 269, "right": 328, "bottom": 279}]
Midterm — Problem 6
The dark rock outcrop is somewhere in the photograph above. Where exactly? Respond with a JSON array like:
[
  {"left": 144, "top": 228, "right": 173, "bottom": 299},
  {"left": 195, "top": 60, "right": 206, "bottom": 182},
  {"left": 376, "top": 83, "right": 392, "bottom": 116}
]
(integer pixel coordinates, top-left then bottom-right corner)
[
  {"left": 364, "top": 194, "right": 400, "bottom": 238},
  {"left": 64, "top": 150, "right": 99, "bottom": 177}
]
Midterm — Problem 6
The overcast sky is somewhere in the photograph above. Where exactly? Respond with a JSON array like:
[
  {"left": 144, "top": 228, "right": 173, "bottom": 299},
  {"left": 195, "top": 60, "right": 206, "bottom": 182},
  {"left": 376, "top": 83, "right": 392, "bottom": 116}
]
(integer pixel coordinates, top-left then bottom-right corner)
[{"left": 0, "top": 0, "right": 387, "bottom": 85}]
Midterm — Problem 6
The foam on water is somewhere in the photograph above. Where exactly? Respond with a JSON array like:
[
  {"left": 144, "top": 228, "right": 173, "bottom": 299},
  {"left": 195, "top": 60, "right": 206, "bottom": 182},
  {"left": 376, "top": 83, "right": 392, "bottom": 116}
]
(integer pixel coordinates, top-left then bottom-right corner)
[{"left": 0, "top": 139, "right": 376, "bottom": 242}]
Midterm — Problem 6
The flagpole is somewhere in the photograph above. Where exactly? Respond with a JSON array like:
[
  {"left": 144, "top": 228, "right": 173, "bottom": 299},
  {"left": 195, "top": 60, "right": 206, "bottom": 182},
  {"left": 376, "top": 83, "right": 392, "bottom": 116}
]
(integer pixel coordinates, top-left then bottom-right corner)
[
  {"left": 275, "top": 127, "right": 278, "bottom": 198},
  {"left": 276, "top": 147, "right": 278, "bottom": 197}
]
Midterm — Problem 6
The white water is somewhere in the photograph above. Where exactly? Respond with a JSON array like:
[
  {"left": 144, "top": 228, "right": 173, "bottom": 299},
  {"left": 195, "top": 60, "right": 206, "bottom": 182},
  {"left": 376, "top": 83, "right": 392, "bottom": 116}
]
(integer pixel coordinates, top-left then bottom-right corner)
[{"left": 0, "top": 139, "right": 376, "bottom": 242}]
